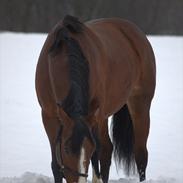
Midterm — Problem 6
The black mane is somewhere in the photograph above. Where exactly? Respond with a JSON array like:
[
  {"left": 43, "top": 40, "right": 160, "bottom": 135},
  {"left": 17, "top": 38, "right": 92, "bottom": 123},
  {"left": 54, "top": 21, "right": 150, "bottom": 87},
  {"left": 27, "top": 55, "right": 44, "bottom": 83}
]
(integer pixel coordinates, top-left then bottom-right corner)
[
  {"left": 61, "top": 37, "right": 89, "bottom": 118},
  {"left": 49, "top": 15, "right": 91, "bottom": 154},
  {"left": 50, "top": 15, "right": 89, "bottom": 118}
]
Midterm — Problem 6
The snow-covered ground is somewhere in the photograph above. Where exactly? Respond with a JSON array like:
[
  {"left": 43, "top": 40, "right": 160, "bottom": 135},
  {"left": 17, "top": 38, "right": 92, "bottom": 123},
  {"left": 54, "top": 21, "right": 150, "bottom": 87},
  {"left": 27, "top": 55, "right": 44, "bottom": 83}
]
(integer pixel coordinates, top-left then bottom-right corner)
[{"left": 0, "top": 32, "right": 183, "bottom": 183}]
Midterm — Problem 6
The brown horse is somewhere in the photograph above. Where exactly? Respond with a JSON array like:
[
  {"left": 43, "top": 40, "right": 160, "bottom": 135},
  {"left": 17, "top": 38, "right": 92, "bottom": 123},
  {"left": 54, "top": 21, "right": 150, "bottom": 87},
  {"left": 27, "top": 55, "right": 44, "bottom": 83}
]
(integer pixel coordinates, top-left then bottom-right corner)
[{"left": 35, "top": 15, "right": 156, "bottom": 183}]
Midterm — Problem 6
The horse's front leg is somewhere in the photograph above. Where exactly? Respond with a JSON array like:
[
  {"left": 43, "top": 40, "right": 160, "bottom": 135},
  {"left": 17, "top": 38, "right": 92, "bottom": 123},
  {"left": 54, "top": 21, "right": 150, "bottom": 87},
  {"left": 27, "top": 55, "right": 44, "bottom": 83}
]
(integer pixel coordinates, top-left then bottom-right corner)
[
  {"left": 98, "top": 119, "right": 113, "bottom": 183},
  {"left": 42, "top": 111, "right": 63, "bottom": 183},
  {"left": 90, "top": 118, "right": 113, "bottom": 183}
]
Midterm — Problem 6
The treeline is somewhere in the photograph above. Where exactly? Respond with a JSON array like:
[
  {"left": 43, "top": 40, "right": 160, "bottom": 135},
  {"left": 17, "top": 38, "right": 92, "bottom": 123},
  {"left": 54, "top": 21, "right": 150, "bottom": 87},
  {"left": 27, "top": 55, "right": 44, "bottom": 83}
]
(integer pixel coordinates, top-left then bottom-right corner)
[{"left": 0, "top": 0, "right": 182, "bottom": 34}]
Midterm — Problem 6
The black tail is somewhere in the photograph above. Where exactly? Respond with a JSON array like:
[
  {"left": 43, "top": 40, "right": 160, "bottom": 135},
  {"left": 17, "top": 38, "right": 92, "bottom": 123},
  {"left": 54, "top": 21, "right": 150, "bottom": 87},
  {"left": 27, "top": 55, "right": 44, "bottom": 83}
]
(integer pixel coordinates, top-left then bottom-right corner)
[{"left": 111, "top": 104, "right": 135, "bottom": 175}]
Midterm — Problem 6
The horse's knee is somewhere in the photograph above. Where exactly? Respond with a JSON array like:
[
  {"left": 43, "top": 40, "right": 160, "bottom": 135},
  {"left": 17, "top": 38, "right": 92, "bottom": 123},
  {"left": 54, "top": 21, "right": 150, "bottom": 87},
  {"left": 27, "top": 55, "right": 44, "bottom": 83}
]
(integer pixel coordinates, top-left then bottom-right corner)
[
  {"left": 132, "top": 111, "right": 150, "bottom": 146},
  {"left": 135, "top": 145, "right": 148, "bottom": 164},
  {"left": 98, "top": 119, "right": 113, "bottom": 163},
  {"left": 100, "top": 137, "right": 113, "bottom": 163},
  {"left": 98, "top": 139, "right": 113, "bottom": 183}
]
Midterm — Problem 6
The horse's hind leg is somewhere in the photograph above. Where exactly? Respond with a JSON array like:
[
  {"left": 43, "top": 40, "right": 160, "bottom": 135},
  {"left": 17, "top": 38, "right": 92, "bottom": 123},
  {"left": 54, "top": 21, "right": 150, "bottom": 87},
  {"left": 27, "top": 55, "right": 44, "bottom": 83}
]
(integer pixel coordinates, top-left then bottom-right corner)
[
  {"left": 42, "top": 111, "right": 63, "bottom": 183},
  {"left": 99, "top": 119, "right": 113, "bottom": 183},
  {"left": 127, "top": 96, "right": 152, "bottom": 182}
]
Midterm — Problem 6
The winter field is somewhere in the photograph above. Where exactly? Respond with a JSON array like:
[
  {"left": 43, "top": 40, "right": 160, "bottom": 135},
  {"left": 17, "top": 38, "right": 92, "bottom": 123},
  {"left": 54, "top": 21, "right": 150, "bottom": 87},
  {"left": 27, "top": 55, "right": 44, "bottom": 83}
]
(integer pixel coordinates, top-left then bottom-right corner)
[{"left": 0, "top": 32, "right": 183, "bottom": 183}]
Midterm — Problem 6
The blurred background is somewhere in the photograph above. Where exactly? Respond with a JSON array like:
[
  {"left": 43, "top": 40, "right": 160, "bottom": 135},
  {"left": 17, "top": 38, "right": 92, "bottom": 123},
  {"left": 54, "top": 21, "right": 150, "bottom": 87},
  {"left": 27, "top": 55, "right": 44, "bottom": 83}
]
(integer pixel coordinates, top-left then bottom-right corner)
[
  {"left": 0, "top": 0, "right": 183, "bottom": 34},
  {"left": 0, "top": 1, "right": 183, "bottom": 183}
]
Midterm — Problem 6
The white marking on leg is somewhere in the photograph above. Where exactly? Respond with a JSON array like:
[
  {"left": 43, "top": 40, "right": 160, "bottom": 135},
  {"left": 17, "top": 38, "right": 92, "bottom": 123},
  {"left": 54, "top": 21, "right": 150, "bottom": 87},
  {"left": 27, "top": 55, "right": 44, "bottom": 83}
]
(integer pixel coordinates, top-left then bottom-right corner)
[
  {"left": 92, "top": 167, "right": 103, "bottom": 183},
  {"left": 78, "top": 147, "right": 87, "bottom": 183}
]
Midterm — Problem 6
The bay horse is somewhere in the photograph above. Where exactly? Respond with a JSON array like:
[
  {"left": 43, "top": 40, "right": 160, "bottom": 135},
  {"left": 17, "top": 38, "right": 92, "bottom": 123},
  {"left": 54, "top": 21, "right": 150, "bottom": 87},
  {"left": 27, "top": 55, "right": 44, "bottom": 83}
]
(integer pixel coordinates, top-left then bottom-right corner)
[{"left": 35, "top": 15, "right": 156, "bottom": 183}]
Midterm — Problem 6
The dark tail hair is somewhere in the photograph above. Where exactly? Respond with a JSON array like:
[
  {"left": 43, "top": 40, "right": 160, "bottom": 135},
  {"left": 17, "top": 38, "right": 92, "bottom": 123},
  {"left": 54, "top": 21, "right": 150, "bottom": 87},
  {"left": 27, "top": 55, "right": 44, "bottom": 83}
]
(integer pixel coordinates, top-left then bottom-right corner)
[
  {"left": 111, "top": 104, "right": 135, "bottom": 175},
  {"left": 49, "top": 15, "right": 89, "bottom": 118}
]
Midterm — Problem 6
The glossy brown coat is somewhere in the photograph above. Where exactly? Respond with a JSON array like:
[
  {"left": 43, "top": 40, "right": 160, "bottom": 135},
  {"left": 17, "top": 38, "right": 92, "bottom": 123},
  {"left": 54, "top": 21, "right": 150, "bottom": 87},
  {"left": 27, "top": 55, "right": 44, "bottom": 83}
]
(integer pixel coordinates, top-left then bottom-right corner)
[{"left": 35, "top": 17, "right": 156, "bottom": 183}]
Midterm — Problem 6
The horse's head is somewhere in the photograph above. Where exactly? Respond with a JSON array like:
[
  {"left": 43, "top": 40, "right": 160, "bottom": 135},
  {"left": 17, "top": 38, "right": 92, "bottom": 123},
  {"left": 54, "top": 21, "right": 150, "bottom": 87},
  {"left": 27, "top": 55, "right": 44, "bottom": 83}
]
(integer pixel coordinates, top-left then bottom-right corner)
[{"left": 56, "top": 108, "right": 95, "bottom": 182}]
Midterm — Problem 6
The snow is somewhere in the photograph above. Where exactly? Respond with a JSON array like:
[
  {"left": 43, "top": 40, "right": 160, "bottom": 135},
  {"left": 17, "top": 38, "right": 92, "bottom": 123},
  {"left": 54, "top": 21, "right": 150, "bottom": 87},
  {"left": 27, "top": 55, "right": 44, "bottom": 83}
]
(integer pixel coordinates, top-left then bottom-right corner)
[
  {"left": 0, "top": 32, "right": 183, "bottom": 183},
  {"left": 0, "top": 172, "right": 180, "bottom": 183}
]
